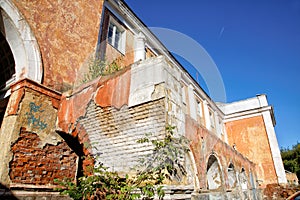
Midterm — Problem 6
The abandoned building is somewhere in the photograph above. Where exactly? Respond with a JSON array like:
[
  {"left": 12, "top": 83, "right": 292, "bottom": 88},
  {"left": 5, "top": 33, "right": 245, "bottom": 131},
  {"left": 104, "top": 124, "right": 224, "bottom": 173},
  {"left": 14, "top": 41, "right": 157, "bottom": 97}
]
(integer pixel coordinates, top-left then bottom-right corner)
[{"left": 0, "top": 0, "right": 287, "bottom": 199}]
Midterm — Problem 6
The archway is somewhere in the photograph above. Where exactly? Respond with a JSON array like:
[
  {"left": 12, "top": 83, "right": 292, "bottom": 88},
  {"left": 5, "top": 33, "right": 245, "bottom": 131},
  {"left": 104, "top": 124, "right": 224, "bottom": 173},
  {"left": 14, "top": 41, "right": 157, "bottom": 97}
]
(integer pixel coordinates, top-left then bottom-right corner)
[
  {"left": 0, "top": 0, "right": 42, "bottom": 126},
  {"left": 0, "top": 29, "right": 14, "bottom": 127},
  {"left": 227, "top": 163, "right": 237, "bottom": 189},
  {"left": 239, "top": 168, "right": 248, "bottom": 190},
  {"left": 0, "top": 0, "right": 42, "bottom": 96},
  {"left": 206, "top": 154, "right": 223, "bottom": 190}
]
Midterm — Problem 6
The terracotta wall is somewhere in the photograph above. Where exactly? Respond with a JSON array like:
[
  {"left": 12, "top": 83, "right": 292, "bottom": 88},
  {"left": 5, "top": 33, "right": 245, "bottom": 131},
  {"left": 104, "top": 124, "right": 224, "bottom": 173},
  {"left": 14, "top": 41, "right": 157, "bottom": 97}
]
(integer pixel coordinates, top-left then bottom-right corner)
[
  {"left": 225, "top": 115, "right": 278, "bottom": 187},
  {"left": 11, "top": 0, "right": 104, "bottom": 91}
]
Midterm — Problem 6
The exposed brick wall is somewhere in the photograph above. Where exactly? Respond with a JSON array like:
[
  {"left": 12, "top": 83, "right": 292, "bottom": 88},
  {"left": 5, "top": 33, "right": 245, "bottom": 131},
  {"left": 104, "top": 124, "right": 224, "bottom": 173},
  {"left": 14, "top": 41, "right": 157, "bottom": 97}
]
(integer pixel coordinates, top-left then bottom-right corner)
[
  {"left": 9, "top": 129, "right": 77, "bottom": 185},
  {"left": 79, "top": 98, "right": 166, "bottom": 173}
]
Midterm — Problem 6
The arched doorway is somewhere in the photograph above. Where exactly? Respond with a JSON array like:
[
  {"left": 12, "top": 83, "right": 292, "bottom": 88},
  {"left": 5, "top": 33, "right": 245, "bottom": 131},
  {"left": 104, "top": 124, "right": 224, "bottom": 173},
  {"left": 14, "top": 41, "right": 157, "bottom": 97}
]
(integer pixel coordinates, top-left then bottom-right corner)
[{"left": 206, "top": 154, "right": 223, "bottom": 190}]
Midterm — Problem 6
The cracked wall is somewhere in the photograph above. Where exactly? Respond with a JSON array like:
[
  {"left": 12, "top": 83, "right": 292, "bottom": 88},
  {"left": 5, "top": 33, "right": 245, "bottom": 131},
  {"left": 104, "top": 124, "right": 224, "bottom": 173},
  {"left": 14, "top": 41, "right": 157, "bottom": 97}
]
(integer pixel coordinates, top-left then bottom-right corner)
[{"left": 0, "top": 79, "right": 78, "bottom": 187}]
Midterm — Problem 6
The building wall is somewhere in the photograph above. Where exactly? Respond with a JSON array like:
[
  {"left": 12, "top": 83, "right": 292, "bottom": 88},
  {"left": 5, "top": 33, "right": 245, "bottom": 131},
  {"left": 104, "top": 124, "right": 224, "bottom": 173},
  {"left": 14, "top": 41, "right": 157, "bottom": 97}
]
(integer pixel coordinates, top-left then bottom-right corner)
[
  {"left": 101, "top": 8, "right": 136, "bottom": 67},
  {"left": 0, "top": 0, "right": 285, "bottom": 198},
  {"left": 0, "top": 79, "right": 78, "bottom": 187},
  {"left": 10, "top": 0, "right": 104, "bottom": 91},
  {"left": 225, "top": 115, "right": 278, "bottom": 186},
  {"left": 286, "top": 172, "right": 299, "bottom": 186},
  {"left": 10, "top": 129, "right": 77, "bottom": 185},
  {"left": 80, "top": 98, "right": 166, "bottom": 173},
  {"left": 56, "top": 56, "right": 259, "bottom": 197},
  {"left": 185, "top": 115, "right": 257, "bottom": 192}
]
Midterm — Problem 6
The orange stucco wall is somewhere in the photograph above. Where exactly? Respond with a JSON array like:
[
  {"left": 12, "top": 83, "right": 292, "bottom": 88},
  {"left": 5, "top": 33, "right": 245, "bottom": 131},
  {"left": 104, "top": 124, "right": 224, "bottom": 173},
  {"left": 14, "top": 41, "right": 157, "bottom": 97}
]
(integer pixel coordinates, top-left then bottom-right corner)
[
  {"left": 11, "top": 0, "right": 104, "bottom": 91},
  {"left": 225, "top": 115, "right": 278, "bottom": 186}
]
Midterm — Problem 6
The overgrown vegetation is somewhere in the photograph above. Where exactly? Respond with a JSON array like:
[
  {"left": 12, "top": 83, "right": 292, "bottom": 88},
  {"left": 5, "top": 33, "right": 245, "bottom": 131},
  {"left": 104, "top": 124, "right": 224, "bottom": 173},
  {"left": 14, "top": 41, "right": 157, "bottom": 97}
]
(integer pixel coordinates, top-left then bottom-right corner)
[
  {"left": 281, "top": 142, "right": 300, "bottom": 183},
  {"left": 82, "top": 57, "right": 121, "bottom": 83},
  {"left": 56, "top": 126, "right": 190, "bottom": 200}
]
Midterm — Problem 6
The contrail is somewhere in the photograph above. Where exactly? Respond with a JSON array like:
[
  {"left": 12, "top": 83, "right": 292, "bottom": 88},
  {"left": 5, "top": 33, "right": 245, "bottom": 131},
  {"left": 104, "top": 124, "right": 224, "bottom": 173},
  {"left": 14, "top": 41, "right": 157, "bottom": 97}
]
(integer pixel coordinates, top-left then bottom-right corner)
[{"left": 218, "top": 26, "right": 225, "bottom": 39}]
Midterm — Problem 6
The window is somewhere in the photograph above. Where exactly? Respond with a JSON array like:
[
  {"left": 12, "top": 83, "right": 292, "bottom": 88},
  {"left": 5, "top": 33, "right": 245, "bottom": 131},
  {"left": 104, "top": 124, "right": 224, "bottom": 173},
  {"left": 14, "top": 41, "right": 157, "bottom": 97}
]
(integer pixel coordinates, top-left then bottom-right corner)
[
  {"left": 107, "top": 19, "right": 125, "bottom": 54},
  {"left": 209, "top": 110, "right": 215, "bottom": 129},
  {"left": 197, "top": 100, "right": 203, "bottom": 117},
  {"left": 196, "top": 99, "right": 205, "bottom": 125}
]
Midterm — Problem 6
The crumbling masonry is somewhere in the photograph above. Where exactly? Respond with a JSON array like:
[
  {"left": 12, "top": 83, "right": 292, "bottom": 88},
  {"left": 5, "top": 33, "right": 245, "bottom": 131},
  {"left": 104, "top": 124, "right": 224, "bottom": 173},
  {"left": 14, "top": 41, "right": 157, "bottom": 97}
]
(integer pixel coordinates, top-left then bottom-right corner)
[{"left": 0, "top": 0, "right": 286, "bottom": 199}]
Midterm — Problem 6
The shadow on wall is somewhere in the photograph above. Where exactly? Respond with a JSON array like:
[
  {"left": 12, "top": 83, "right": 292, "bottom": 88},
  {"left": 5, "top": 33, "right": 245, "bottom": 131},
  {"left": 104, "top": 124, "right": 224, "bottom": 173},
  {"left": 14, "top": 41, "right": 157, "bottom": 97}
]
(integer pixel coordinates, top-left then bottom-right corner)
[{"left": 0, "top": 183, "right": 18, "bottom": 200}]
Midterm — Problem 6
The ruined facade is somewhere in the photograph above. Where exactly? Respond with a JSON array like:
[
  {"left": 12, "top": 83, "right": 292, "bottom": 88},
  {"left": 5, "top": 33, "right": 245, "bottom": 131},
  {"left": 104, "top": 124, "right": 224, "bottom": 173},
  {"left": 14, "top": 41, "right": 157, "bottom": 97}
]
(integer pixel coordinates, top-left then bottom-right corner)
[{"left": 0, "top": 0, "right": 286, "bottom": 199}]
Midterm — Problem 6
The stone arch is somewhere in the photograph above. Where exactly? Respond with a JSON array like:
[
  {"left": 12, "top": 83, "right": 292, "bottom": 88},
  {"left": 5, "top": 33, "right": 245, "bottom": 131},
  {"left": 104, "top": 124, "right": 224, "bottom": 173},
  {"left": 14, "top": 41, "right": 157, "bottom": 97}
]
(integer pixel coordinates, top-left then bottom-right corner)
[
  {"left": 206, "top": 154, "right": 223, "bottom": 190},
  {"left": 239, "top": 167, "right": 248, "bottom": 190},
  {"left": 185, "top": 150, "right": 200, "bottom": 190},
  {"left": 227, "top": 162, "right": 237, "bottom": 189},
  {"left": 0, "top": 0, "right": 42, "bottom": 96}
]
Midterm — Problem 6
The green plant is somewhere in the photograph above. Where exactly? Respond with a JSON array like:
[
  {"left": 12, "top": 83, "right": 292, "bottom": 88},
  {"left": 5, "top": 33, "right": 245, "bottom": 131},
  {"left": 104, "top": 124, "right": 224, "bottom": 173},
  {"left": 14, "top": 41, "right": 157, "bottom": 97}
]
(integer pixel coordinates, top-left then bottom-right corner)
[
  {"left": 82, "top": 57, "right": 121, "bottom": 83},
  {"left": 55, "top": 126, "right": 190, "bottom": 200},
  {"left": 136, "top": 125, "right": 190, "bottom": 182},
  {"left": 103, "top": 60, "right": 121, "bottom": 75},
  {"left": 82, "top": 58, "right": 106, "bottom": 83},
  {"left": 281, "top": 142, "right": 300, "bottom": 183}
]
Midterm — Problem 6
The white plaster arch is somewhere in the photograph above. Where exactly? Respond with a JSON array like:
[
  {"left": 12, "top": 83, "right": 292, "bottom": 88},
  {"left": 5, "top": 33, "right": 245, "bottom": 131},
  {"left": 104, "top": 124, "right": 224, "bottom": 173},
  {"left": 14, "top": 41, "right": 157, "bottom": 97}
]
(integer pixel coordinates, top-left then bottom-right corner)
[
  {"left": 239, "top": 167, "right": 249, "bottom": 190},
  {"left": 0, "top": 0, "right": 42, "bottom": 93},
  {"left": 186, "top": 151, "right": 200, "bottom": 191},
  {"left": 206, "top": 153, "right": 224, "bottom": 190},
  {"left": 227, "top": 162, "right": 237, "bottom": 189}
]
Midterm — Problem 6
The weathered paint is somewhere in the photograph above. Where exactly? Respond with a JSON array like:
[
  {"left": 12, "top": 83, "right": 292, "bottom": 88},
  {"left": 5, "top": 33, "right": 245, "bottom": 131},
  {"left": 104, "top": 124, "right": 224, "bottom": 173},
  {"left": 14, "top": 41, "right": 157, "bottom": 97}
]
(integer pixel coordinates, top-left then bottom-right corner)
[
  {"left": 185, "top": 115, "right": 257, "bottom": 193},
  {"left": 94, "top": 68, "right": 131, "bottom": 109},
  {"left": 225, "top": 115, "right": 278, "bottom": 187},
  {"left": 10, "top": 0, "right": 104, "bottom": 91},
  {"left": 0, "top": 79, "right": 72, "bottom": 187}
]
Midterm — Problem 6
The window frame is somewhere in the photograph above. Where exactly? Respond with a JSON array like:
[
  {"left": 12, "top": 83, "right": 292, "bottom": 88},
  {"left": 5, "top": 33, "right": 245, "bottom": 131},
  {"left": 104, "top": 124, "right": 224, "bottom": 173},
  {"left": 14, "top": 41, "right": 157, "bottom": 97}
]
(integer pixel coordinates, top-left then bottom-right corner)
[{"left": 107, "top": 17, "right": 126, "bottom": 54}]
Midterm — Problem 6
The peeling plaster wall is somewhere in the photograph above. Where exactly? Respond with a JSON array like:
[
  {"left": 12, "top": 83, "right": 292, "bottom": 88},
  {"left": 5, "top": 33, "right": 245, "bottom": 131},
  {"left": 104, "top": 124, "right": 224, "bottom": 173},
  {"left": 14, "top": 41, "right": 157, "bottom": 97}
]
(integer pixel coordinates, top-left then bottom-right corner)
[
  {"left": 185, "top": 115, "right": 258, "bottom": 198},
  {"left": 129, "top": 56, "right": 185, "bottom": 136},
  {"left": 80, "top": 98, "right": 166, "bottom": 173},
  {"left": 219, "top": 95, "right": 287, "bottom": 186},
  {"left": 57, "top": 58, "right": 172, "bottom": 173},
  {"left": 0, "top": 79, "right": 78, "bottom": 187}
]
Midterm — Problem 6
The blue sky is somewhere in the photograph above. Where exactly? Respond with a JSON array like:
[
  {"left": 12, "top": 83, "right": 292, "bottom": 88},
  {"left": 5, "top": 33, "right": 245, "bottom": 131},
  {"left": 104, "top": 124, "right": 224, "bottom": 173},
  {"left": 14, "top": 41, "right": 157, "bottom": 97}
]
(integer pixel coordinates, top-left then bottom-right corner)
[{"left": 125, "top": 0, "right": 300, "bottom": 148}]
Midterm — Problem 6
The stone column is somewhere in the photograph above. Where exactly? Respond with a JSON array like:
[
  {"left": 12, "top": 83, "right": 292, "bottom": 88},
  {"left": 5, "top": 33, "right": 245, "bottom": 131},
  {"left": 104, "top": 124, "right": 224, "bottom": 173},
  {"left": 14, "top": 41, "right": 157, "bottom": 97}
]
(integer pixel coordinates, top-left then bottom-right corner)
[{"left": 134, "top": 32, "right": 146, "bottom": 62}]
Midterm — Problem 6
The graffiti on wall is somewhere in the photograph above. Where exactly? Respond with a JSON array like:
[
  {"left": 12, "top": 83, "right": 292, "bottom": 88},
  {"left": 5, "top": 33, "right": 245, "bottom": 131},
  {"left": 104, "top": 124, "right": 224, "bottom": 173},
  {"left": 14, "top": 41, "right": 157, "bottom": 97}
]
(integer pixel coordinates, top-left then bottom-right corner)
[{"left": 25, "top": 102, "right": 48, "bottom": 130}]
